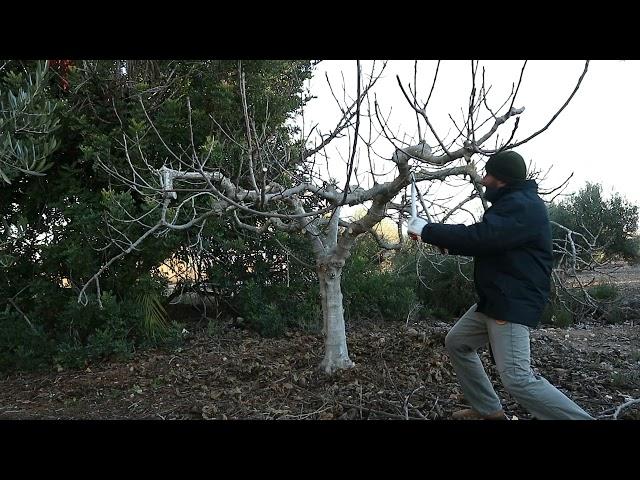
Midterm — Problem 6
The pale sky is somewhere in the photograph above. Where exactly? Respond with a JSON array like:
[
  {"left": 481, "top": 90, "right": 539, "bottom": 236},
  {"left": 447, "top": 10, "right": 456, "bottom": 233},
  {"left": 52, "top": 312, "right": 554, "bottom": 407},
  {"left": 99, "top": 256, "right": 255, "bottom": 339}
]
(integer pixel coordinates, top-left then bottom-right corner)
[{"left": 297, "top": 60, "right": 640, "bottom": 224}]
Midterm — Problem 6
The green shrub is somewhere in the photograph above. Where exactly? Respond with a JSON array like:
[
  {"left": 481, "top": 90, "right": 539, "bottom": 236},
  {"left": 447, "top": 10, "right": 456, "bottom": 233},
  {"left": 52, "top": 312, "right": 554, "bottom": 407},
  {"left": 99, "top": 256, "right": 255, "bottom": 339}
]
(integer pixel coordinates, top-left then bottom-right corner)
[
  {"left": 0, "top": 310, "right": 54, "bottom": 371},
  {"left": 343, "top": 270, "right": 417, "bottom": 322},
  {"left": 603, "top": 307, "right": 625, "bottom": 324},
  {"left": 549, "top": 182, "right": 639, "bottom": 262},
  {"left": 541, "top": 277, "right": 575, "bottom": 327},
  {"left": 235, "top": 279, "right": 320, "bottom": 337},
  {"left": 611, "top": 371, "right": 639, "bottom": 388},
  {"left": 542, "top": 278, "right": 621, "bottom": 327},
  {"left": 41, "top": 284, "right": 182, "bottom": 370},
  {"left": 54, "top": 292, "right": 138, "bottom": 366},
  {"left": 587, "top": 283, "right": 618, "bottom": 302},
  {"left": 553, "top": 307, "right": 574, "bottom": 328},
  {"left": 342, "top": 236, "right": 417, "bottom": 322},
  {"left": 416, "top": 255, "right": 476, "bottom": 320}
]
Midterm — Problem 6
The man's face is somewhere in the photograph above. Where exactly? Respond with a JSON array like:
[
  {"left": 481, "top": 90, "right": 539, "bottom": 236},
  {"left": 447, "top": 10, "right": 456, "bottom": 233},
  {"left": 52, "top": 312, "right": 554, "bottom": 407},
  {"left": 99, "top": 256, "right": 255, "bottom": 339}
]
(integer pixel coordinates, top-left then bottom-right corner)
[{"left": 481, "top": 173, "right": 507, "bottom": 189}]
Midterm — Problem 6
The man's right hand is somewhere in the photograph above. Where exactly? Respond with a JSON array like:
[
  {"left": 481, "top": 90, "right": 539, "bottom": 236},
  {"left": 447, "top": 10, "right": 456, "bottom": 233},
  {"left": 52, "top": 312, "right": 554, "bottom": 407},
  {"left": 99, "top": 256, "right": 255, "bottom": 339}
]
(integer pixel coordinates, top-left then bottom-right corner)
[
  {"left": 407, "top": 217, "right": 428, "bottom": 240},
  {"left": 408, "top": 217, "right": 448, "bottom": 255}
]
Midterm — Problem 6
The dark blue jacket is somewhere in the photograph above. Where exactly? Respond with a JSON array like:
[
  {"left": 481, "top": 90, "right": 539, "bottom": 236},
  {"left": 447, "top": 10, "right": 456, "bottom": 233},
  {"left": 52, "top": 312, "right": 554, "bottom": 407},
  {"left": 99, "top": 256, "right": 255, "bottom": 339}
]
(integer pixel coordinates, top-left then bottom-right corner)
[{"left": 421, "top": 180, "right": 552, "bottom": 328}]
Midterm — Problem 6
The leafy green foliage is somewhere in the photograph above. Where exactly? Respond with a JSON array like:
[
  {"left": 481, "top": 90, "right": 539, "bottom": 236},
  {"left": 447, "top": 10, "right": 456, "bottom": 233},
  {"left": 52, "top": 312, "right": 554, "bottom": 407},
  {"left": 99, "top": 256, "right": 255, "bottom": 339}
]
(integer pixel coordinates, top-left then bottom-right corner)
[
  {"left": 137, "top": 292, "right": 169, "bottom": 340},
  {"left": 0, "top": 60, "right": 61, "bottom": 183},
  {"left": 234, "top": 278, "right": 321, "bottom": 337},
  {"left": 0, "top": 309, "right": 54, "bottom": 371},
  {"left": 549, "top": 182, "right": 639, "bottom": 262},
  {"left": 540, "top": 278, "right": 621, "bottom": 327},
  {"left": 588, "top": 283, "right": 618, "bottom": 301},
  {"left": 226, "top": 229, "right": 321, "bottom": 336},
  {"left": 415, "top": 254, "right": 476, "bottom": 320},
  {"left": 0, "top": 60, "right": 315, "bottom": 370},
  {"left": 342, "top": 235, "right": 417, "bottom": 322}
]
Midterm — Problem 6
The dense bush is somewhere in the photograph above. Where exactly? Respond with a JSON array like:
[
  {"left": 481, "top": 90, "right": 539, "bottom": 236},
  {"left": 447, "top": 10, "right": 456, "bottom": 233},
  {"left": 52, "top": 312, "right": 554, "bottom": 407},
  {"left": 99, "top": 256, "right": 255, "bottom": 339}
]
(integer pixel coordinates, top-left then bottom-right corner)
[
  {"left": 415, "top": 254, "right": 476, "bottom": 320},
  {"left": 342, "top": 235, "right": 417, "bottom": 323},
  {"left": 235, "top": 279, "right": 321, "bottom": 337},
  {"left": 540, "top": 278, "right": 621, "bottom": 327},
  {"left": 0, "top": 60, "right": 314, "bottom": 372},
  {"left": 549, "top": 182, "right": 639, "bottom": 262}
]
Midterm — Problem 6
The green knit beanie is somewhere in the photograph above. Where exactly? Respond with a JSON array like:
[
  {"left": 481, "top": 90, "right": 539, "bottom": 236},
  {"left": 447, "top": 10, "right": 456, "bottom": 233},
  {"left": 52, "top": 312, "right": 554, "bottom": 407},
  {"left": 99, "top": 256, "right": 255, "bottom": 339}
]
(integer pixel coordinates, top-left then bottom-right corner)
[{"left": 485, "top": 151, "right": 527, "bottom": 183}]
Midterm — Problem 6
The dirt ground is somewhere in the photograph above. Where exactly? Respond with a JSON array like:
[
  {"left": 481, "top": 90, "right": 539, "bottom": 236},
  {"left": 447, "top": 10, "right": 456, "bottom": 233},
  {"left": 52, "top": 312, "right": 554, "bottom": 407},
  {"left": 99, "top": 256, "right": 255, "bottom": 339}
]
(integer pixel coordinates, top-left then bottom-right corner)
[{"left": 1, "top": 266, "right": 638, "bottom": 421}]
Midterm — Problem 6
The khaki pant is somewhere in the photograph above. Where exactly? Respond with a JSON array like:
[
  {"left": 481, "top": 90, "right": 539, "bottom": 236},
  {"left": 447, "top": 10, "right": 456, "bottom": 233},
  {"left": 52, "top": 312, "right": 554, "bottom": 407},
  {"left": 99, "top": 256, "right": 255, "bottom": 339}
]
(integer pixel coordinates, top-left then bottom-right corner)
[{"left": 445, "top": 304, "right": 593, "bottom": 420}]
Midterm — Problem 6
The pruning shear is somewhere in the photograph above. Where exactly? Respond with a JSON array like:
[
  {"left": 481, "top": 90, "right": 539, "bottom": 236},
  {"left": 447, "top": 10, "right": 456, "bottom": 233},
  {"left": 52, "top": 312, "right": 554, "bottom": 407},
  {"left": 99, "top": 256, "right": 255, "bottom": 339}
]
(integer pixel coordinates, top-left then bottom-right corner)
[{"left": 409, "top": 172, "right": 430, "bottom": 240}]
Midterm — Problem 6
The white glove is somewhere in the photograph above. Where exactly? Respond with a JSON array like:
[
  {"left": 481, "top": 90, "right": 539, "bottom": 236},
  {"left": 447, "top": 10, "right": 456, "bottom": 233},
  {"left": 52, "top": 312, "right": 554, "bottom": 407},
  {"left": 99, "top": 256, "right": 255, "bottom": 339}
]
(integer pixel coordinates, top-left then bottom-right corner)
[{"left": 407, "top": 217, "right": 428, "bottom": 238}]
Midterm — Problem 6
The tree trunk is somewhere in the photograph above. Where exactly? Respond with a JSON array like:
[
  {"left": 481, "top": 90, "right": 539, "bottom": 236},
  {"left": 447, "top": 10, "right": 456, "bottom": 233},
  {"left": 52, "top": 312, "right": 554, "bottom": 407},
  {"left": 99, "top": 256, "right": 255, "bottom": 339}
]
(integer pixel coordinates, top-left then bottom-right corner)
[{"left": 317, "top": 259, "right": 354, "bottom": 374}]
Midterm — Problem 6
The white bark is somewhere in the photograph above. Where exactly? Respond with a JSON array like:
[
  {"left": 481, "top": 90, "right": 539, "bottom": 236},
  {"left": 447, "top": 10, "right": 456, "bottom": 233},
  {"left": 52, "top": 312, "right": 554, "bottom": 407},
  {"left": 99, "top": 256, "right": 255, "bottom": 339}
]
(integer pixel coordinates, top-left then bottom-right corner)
[
  {"left": 317, "top": 258, "right": 354, "bottom": 374},
  {"left": 298, "top": 206, "right": 355, "bottom": 373}
]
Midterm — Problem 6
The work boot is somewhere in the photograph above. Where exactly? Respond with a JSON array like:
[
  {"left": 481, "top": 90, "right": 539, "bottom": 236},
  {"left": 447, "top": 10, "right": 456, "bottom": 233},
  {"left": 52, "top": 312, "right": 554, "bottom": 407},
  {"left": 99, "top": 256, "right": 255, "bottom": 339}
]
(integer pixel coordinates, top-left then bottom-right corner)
[{"left": 451, "top": 408, "right": 507, "bottom": 420}]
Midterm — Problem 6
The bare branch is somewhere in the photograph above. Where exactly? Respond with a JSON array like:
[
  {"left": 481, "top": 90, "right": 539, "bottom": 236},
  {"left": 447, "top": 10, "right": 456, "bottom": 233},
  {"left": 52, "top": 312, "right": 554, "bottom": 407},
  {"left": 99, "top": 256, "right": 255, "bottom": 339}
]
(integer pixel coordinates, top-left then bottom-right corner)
[
  {"left": 508, "top": 60, "right": 590, "bottom": 149},
  {"left": 341, "top": 61, "right": 361, "bottom": 205}
]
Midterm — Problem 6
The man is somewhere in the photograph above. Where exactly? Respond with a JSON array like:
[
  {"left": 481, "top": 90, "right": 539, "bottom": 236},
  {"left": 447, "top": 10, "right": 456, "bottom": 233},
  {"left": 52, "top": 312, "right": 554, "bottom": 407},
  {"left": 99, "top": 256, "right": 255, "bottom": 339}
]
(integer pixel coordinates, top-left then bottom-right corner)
[{"left": 407, "top": 150, "right": 593, "bottom": 420}]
